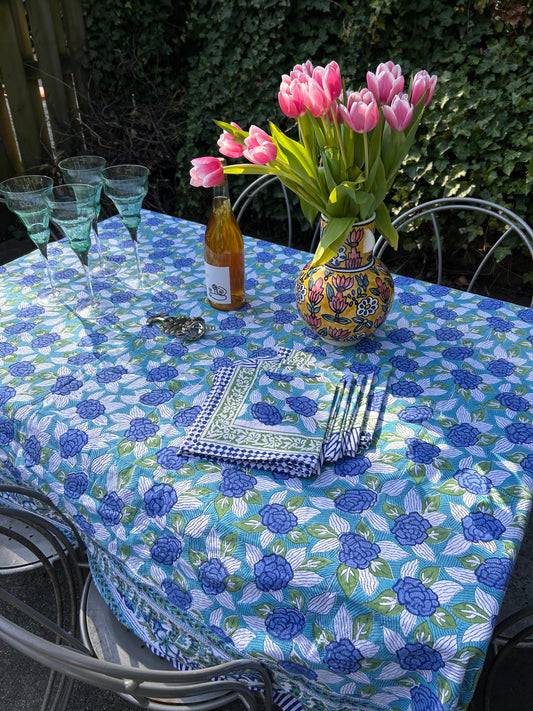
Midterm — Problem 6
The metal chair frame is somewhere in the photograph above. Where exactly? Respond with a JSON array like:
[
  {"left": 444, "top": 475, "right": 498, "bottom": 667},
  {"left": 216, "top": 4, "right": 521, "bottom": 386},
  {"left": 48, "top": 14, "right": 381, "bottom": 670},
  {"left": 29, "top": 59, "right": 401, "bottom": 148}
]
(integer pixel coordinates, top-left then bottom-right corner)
[
  {"left": 233, "top": 174, "right": 293, "bottom": 248},
  {"left": 374, "top": 197, "right": 533, "bottom": 307},
  {"left": 0, "top": 486, "right": 274, "bottom": 711}
]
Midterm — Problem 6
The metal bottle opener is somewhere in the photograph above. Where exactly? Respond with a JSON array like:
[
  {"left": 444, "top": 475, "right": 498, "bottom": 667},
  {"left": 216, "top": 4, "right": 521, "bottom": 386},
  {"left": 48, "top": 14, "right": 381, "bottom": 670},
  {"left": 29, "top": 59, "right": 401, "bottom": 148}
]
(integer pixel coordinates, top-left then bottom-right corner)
[{"left": 146, "top": 312, "right": 214, "bottom": 342}]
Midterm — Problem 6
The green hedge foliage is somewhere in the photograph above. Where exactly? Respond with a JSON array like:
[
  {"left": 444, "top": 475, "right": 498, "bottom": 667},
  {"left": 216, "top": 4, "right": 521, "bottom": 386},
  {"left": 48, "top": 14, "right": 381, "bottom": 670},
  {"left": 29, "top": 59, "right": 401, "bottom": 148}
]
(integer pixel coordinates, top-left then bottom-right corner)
[{"left": 81, "top": 0, "right": 532, "bottom": 262}]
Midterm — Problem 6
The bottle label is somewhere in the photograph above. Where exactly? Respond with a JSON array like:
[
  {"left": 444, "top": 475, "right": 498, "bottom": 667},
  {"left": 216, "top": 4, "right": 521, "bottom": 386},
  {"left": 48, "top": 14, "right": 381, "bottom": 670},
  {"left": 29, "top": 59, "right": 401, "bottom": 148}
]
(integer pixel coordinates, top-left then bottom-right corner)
[{"left": 204, "top": 263, "right": 231, "bottom": 305}]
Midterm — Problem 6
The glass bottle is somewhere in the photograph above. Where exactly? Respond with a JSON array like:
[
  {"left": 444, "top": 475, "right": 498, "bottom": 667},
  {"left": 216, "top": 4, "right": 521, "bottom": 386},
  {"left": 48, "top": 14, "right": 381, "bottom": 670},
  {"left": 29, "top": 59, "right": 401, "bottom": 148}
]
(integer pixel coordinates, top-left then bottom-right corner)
[{"left": 203, "top": 169, "right": 245, "bottom": 310}]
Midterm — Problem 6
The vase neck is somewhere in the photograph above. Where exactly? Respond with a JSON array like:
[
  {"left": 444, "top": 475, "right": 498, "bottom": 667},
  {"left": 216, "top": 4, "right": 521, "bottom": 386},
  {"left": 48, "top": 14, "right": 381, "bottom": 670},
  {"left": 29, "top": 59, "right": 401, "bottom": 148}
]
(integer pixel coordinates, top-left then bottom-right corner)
[{"left": 324, "top": 216, "right": 376, "bottom": 270}]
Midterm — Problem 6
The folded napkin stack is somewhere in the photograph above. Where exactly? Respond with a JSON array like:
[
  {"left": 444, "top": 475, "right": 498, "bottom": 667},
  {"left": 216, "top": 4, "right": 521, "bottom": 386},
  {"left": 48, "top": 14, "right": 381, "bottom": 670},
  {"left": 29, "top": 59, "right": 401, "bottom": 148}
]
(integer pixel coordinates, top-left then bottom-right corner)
[{"left": 182, "top": 348, "right": 389, "bottom": 478}]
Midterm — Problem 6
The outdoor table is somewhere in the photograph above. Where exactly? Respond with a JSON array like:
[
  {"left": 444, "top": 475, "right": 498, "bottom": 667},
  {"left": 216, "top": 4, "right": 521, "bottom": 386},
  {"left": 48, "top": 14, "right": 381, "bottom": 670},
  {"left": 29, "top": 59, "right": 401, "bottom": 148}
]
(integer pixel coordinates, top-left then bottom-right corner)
[{"left": 1, "top": 210, "right": 533, "bottom": 711}]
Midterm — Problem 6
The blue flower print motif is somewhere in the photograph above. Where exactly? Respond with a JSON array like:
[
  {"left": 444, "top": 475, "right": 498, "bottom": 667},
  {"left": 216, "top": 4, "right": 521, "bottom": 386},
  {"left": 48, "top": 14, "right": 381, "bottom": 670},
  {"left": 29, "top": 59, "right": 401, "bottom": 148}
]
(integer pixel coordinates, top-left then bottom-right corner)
[
  {"left": 163, "top": 275, "right": 183, "bottom": 288},
  {"left": 393, "top": 577, "right": 439, "bottom": 616},
  {"left": 217, "top": 335, "right": 246, "bottom": 349},
  {"left": 218, "top": 468, "right": 257, "bottom": 498},
  {"left": 435, "top": 327, "right": 462, "bottom": 341},
  {"left": 254, "top": 553, "right": 294, "bottom": 591},
  {"left": 198, "top": 558, "right": 228, "bottom": 595},
  {"left": 388, "top": 328, "right": 415, "bottom": 344},
  {"left": 59, "top": 428, "right": 88, "bottom": 458},
  {"left": 335, "top": 489, "right": 377, "bottom": 514},
  {"left": 260, "top": 503, "right": 298, "bottom": 534},
  {"left": 251, "top": 348, "right": 278, "bottom": 359},
  {"left": 390, "top": 355, "right": 419, "bottom": 373},
  {"left": 280, "top": 262, "right": 299, "bottom": 275},
  {"left": 303, "top": 345, "right": 327, "bottom": 358},
  {"left": 395, "top": 276, "right": 416, "bottom": 286},
  {"left": 156, "top": 447, "right": 187, "bottom": 471},
  {"left": 455, "top": 468, "right": 492, "bottom": 495},
  {"left": 251, "top": 402, "right": 282, "bottom": 426},
  {"left": 219, "top": 316, "right": 245, "bottom": 330},
  {"left": 279, "top": 661, "right": 317, "bottom": 681},
  {"left": 211, "top": 357, "right": 232, "bottom": 372},
  {"left": 462, "top": 512, "right": 505, "bottom": 542},
  {"left": 354, "top": 337, "right": 381, "bottom": 354},
  {"left": 73, "top": 515, "right": 95, "bottom": 538},
  {"left": 4, "top": 322, "right": 35, "bottom": 335},
  {"left": 17, "top": 305, "right": 44, "bottom": 318},
  {"left": 9, "top": 361, "right": 35, "bottom": 377},
  {"left": 487, "top": 358, "right": 514, "bottom": 377},
  {"left": 140, "top": 325, "right": 161, "bottom": 339},
  {"left": 51, "top": 375, "right": 83, "bottom": 396},
  {"left": 447, "top": 423, "right": 480, "bottom": 447},
  {"left": 428, "top": 284, "right": 449, "bottom": 297},
  {"left": 256, "top": 250, "right": 274, "bottom": 263},
  {"left": 286, "top": 396, "right": 317, "bottom": 417},
  {"left": 506, "top": 423, "right": 533, "bottom": 444},
  {"left": 265, "top": 608, "right": 306, "bottom": 640},
  {"left": 21, "top": 274, "right": 40, "bottom": 286},
  {"left": 110, "top": 292, "right": 134, "bottom": 304},
  {"left": 173, "top": 256, "right": 194, "bottom": 268},
  {"left": 56, "top": 267, "right": 78, "bottom": 280},
  {"left": 475, "top": 557, "right": 513, "bottom": 590},
  {"left": 451, "top": 369, "right": 483, "bottom": 389},
  {"left": 68, "top": 352, "right": 100, "bottom": 366},
  {"left": 479, "top": 298, "right": 503, "bottom": 311},
  {"left": 411, "top": 685, "right": 444, "bottom": 711},
  {"left": 397, "top": 642, "right": 444, "bottom": 671},
  {"left": 432, "top": 307, "right": 458, "bottom": 321},
  {"left": 273, "top": 310, "right": 296, "bottom": 324},
  {"left": 23, "top": 435, "right": 41, "bottom": 466},
  {"left": 79, "top": 333, "right": 107, "bottom": 347},
  {"left": 144, "top": 483, "right": 177, "bottom": 517},
  {"left": 324, "top": 639, "right": 363, "bottom": 674},
  {"left": 522, "top": 454, "right": 533, "bottom": 473},
  {"left": 398, "top": 292, "right": 421, "bottom": 306},
  {"left": 163, "top": 341, "right": 188, "bottom": 358},
  {"left": 274, "top": 292, "right": 295, "bottom": 303},
  {"left": 125, "top": 417, "right": 159, "bottom": 442},
  {"left": 442, "top": 346, "right": 474, "bottom": 361},
  {"left": 399, "top": 406, "right": 433, "bottom": 423},
  {"left": 76, "top": 399, "right": 105, "bottom": 420},
  {"left": 406, "top": 439, "right": 441, "bottom": 464},
  {"left": 97, "top": 365, "right": 127, "bottom": 384},
  {"left": 392, "top": 512, "right": 431, "bottom": 546},
  {"left": 334, "top": 456, "right": 371, "bottom": 478},
  {"left": 210, "top": 625, "right": 234, "bottom": 646},
  {"left": 151, "top": 536, "right": 183, "bottom": 565},
  {"left": 162, "top": 580, "right": 192, "bottom": 610},
  {"left": 496, "top": 392, "right": 530, "bottom": 412},
  {"left": 274, "top": 278, "right": 294, "bottom": 291},
  {"left": 64, "top": 471, "right": 88, "bottom": 499},
  {"left": 518, "top": 308, "right": 533, "bottom": 323},
  {"left": 487, "top": 316, "right": 512, "bottom": 332},
  {"left": 265, "top": 371, "right": 294, "bottom": 383},
  {"left": 173, "top": 406, "right": 201, "bottom": 427},
  {"left": 147, "top": 365, "right": 179, "bottom": 382},
  {"left": 338, "top": 533, "right": 380, "bottom": 569},
  {"left": 391, "top": 381, "right": 424, "bottom": 398},
  {"left": 0, "top": 385, "right": 15, "bottom": 406},
  {"left": 140, "top": 389, "right": 174, "bottom": 406},
  {"left": 98, "top": 492, "right": 124, "bottom": 526},
  {"left": 349, "top": 361, "right": 376, "bottom": 375},
  {"left": 152, "top": 289, "right": 175, "bottom": 303},
  {"left": 0, "top": 342, "right": 16, "bottom": 357}
]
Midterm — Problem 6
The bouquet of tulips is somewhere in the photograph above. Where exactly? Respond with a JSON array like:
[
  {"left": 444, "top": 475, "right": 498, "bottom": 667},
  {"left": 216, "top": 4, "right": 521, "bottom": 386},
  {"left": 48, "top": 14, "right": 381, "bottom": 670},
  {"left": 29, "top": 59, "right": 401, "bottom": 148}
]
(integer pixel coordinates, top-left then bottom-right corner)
[{"left": 190, "top": 59, "right": 437, "bottom": 267}]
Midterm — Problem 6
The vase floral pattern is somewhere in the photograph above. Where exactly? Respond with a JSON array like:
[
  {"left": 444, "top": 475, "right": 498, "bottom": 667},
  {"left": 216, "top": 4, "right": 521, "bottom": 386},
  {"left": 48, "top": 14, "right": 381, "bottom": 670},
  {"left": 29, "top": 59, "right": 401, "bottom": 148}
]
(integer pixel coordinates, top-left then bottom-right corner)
[{"left": 295, "top": 215, "right": 394, "bottom": 346}]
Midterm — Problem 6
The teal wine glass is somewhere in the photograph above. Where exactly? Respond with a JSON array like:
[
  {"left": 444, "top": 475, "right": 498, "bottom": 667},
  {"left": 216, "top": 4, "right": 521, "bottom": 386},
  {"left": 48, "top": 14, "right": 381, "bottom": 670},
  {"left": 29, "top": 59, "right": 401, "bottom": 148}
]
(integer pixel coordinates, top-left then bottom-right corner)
[
  {"left": 45, "top": 184, "right": 101, "bottom": 318},
  {"left": 58, "top": 155, "right": 116, "bottom": 277},
  {"left": 0, "top": 175, "right": 61, "bottom": 307},
  {"left": 102, "top": 164, "right": 149, "bottom": 287}
]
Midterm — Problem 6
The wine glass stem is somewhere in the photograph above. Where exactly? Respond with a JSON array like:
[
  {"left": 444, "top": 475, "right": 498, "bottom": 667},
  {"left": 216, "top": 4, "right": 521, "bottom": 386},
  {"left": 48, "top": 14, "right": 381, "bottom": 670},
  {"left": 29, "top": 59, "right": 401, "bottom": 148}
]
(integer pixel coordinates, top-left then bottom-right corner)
[
  {"left": 130, "top": 234, "right": 142, "bottom": 283},
  {"left": 36, "top": 242, "right": 55, "bottom": 291},
  {"left": 82, "top": 264, "right": 96, "bottom": 301},
  {"left": 92, "top": 219, "right": 105, "bottom": 267}
]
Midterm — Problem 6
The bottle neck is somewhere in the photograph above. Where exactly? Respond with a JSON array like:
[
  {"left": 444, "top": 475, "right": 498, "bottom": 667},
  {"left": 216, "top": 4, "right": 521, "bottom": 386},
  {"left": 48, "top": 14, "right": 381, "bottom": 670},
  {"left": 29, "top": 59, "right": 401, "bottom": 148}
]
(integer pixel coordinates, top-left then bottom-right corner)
[{"left": 212, "top": 179, "right": 230, "bottom": 200}]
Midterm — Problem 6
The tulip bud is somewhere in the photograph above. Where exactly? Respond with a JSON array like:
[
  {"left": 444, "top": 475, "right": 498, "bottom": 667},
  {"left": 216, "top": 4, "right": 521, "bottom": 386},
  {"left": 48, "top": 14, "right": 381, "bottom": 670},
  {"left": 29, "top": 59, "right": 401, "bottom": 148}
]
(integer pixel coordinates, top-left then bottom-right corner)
[
  {"left": 410, "top": 70, "right": 438, "bottom": 106},
  {"left": 339, "top": 90, "right": 379, "bottom": 133},
  {"left": 382, "top": 93, "right": 414, "bottom": 131},
  {"left": 190, "top": 157, "right": 224, "bottom": 188},
  {"left": 366, "top": 61, "right": 404, "bottom": 105},
  {"left": 217, "top": 122, "right": 244, "bottom": 158},
  {"left": 243, "top": 125, "right": 277, "bottom": 164}
]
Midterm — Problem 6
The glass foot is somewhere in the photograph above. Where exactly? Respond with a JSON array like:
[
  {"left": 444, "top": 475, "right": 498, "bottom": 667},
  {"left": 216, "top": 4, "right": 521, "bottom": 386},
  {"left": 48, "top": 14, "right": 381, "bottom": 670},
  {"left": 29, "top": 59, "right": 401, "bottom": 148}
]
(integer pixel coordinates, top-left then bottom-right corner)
[
  {"left": 36, "top": 285, "right": 63, "bottom": 309},
  {"left": 91, "top": 259, "right": 118, "bottom": 278}
]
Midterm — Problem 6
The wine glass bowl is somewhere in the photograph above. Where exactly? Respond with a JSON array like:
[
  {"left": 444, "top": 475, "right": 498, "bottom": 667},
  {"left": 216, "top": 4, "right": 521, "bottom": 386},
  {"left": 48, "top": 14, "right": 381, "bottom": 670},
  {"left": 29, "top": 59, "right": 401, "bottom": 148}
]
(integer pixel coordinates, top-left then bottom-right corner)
[
  {"left": 58, "top": 155, "right": 115, "bottom": 277},
  {"left": 0, "top": 175, "right": 61, "bottom": 307},
  {"left": 45, "top": 184, "right": 101, "bottom": 317},
  {"left": 101, "top": 164, "right": 149, "bottom": 286}
]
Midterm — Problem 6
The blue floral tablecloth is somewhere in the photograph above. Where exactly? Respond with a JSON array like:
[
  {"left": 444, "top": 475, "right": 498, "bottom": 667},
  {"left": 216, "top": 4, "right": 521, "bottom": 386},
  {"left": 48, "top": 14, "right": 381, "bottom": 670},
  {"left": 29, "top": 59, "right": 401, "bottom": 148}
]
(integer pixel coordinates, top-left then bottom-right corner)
[{"left": 1, "top": 210, "right": 533, "bottom": 711}]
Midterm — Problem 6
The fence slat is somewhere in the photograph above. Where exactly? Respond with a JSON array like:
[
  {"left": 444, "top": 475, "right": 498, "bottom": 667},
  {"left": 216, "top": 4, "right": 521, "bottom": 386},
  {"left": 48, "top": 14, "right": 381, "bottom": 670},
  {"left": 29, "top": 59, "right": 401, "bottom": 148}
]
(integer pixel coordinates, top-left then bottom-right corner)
[
  {"left": 60, "top": 0, "right": 89, "bottom": 118},
  {"left": 0, "top": 88, "right": 23, "bottom": 176},
  {"left": 24, "top": 0, "right": 76, "bottom": 156},
  {"left": 0, "top": 0, "right": 44, "bottom": 173}
]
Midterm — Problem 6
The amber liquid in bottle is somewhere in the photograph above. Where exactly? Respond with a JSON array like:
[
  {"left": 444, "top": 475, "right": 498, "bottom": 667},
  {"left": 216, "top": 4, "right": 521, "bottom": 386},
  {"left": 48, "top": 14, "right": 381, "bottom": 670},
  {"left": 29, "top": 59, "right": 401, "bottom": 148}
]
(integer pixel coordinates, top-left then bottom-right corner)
[{"left": 204, "top": 178, "right": 245, "bottom": 310}]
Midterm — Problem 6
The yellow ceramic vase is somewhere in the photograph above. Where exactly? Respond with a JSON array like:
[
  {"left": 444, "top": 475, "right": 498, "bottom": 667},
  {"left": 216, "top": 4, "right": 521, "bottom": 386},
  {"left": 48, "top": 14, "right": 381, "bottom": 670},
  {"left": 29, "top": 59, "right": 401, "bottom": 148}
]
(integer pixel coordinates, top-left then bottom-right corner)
[{"left": 295, "top": 215, "right": 394, "bottom": 346}]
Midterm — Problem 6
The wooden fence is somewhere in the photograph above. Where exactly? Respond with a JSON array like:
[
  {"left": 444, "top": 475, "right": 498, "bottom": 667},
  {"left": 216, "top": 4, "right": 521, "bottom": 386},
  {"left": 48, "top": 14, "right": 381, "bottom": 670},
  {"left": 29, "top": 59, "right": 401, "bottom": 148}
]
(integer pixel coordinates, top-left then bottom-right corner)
[{"left": 0, "top": 0, "right": 88, "bottom": 181}]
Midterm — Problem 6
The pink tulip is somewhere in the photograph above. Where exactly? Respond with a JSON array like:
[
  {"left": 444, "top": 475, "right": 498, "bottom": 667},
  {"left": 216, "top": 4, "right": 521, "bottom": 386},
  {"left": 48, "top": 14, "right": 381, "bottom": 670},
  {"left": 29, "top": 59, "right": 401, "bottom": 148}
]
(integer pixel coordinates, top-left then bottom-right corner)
[
  {"left": 292, "top": 60, "right": 314, "bottom": 78},
  {"left": 278, "top": 75, "right": 306, "bottom": 118},
  {"left": 366, "top": 61, "right": 404, "bottom": 105},
  {"left": 243, "top": 125, "right": 277, "bottom": 164},
  {"left": 339, "top": 89, "right": 379, "bottom": 133},
  {"left": 410, "top": 70, "right": 438, "bottom": 106},
  {"left": 190, "top": 157, "right": 224, "bottom": 188},
  {"left": 382, "top": 93, "right": 414, "bottom": 131},
  {"left": 301, "top": 76, "right": 330, "bottom": 118},
  {"left": 322, "top": 61, "right": 342, "bottom": 101},
  {"left": 217, "top": 122, "right": 244, "bottom": 158}
]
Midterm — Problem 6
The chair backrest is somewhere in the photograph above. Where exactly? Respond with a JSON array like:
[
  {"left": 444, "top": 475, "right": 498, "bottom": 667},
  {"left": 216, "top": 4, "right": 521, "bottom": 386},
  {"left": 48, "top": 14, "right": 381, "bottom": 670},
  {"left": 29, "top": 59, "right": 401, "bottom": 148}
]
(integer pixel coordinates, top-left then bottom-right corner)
[
  {"left": 0, "top": 486, "right": 273, "bottom": 711},
  {"left": 233, "top": 174, "right": 293, "bottom": 247},
  {"left": 374, "top": 197, "right": 533, "bottom": 307}
]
